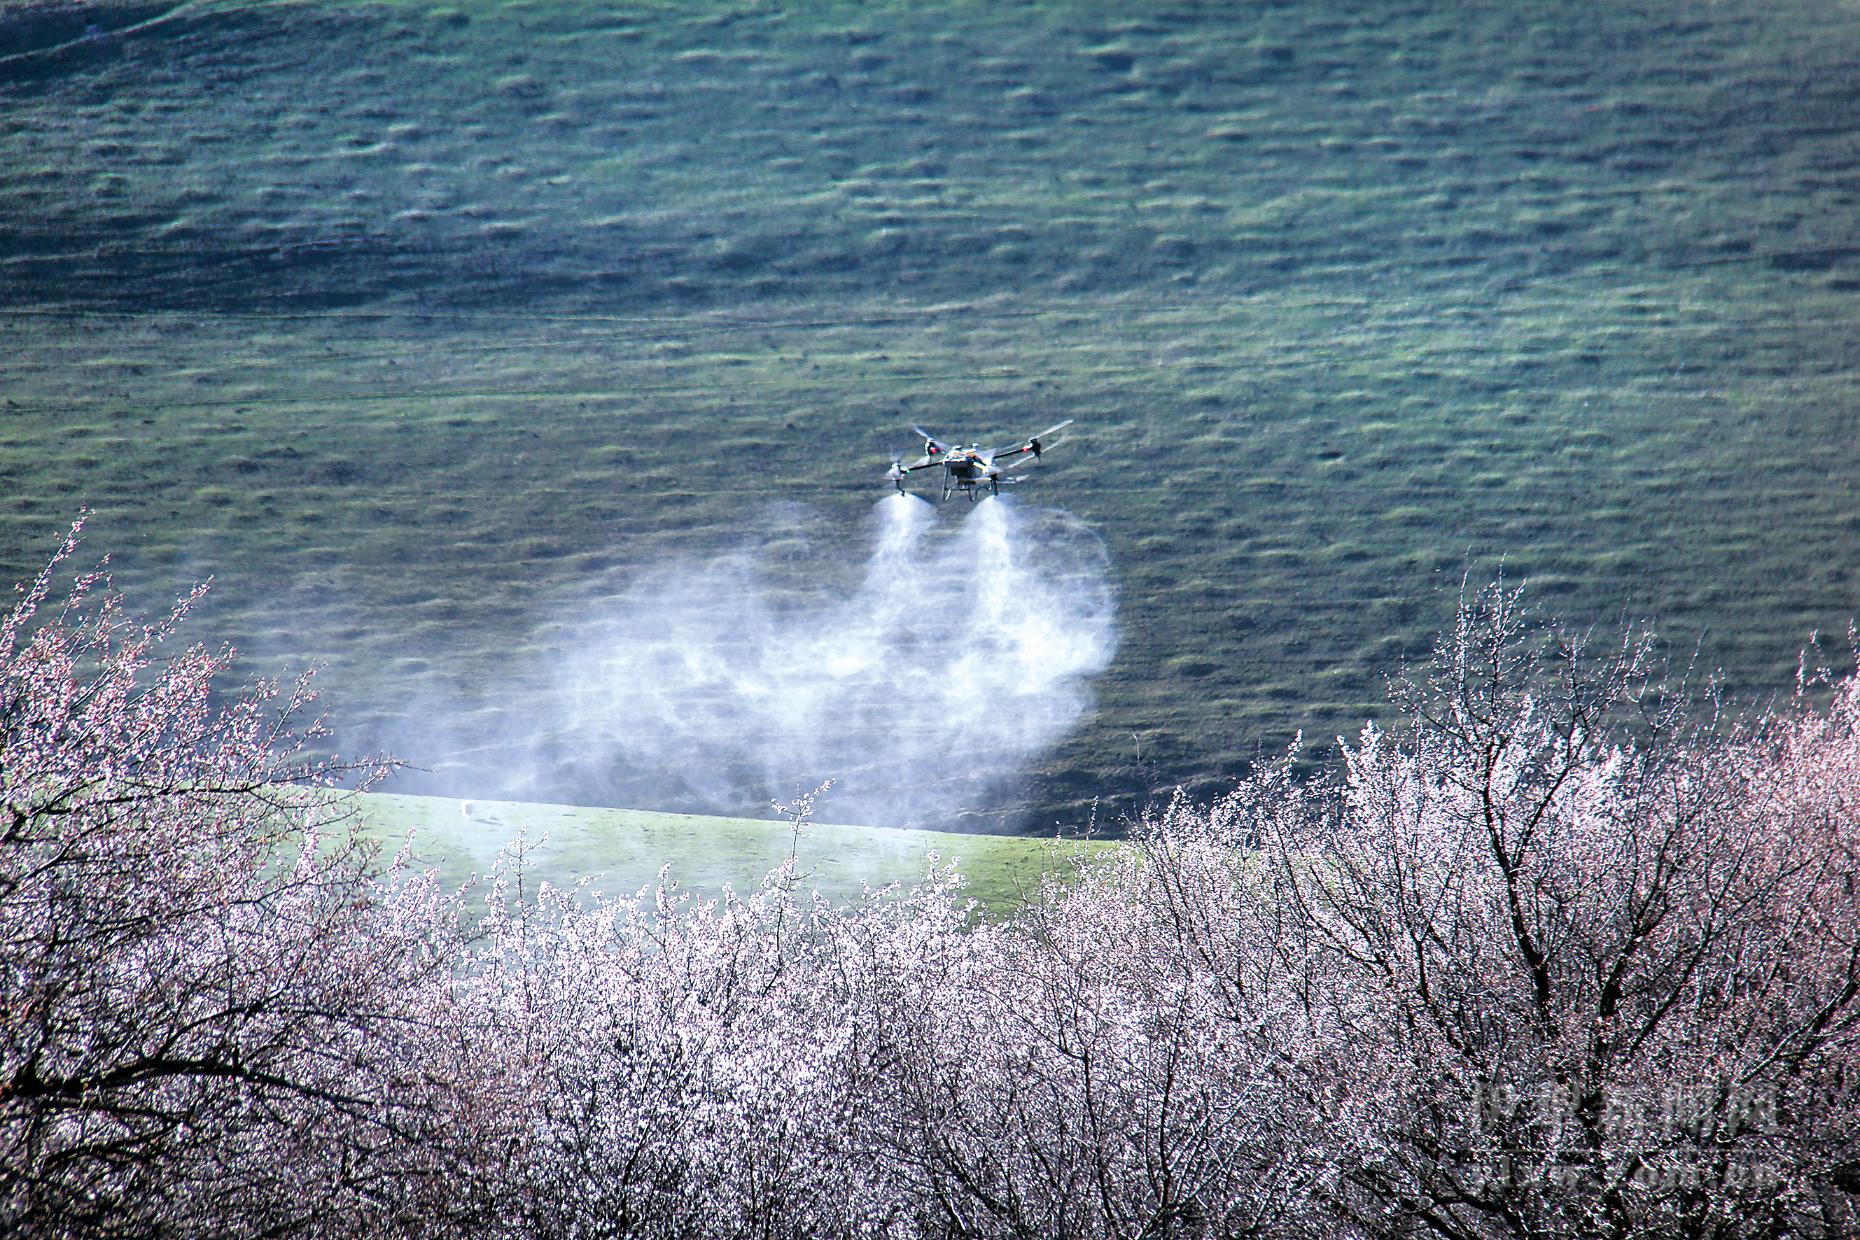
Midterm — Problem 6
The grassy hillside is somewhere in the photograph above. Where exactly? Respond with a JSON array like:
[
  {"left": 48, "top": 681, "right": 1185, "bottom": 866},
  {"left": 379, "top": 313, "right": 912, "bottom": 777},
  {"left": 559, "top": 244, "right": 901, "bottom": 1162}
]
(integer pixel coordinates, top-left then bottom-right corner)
[
  {"left": 3, "top": 0, "right": 1858, "bottom": 829},
  {"left": 355, "top": 790, "right": 1103, "bottom": 914}
]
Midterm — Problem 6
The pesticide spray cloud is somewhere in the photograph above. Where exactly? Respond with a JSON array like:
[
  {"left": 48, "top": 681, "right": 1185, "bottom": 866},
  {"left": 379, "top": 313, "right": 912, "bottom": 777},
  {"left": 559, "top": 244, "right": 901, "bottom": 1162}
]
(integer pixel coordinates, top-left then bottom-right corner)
[{"left": 537, "top": 496, "right": 1117, "bottom": 827}]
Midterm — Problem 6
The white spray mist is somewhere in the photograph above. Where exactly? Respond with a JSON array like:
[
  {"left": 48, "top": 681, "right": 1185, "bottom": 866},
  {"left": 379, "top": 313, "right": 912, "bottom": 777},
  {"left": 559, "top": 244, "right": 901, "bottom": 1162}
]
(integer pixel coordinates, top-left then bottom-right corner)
[{"left": 538, "top": 495, "right": 1118, "bottom": 827}]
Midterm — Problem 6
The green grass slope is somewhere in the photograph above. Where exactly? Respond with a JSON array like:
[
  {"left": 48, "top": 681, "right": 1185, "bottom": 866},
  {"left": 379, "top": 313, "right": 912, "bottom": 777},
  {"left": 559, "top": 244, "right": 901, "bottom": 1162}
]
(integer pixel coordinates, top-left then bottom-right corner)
[
  {"left": 3, "top": 0, "right": 1858, "bottom": 828},
  {"left": 356, "top": 790, "right": 1104, "bottom": 914}
]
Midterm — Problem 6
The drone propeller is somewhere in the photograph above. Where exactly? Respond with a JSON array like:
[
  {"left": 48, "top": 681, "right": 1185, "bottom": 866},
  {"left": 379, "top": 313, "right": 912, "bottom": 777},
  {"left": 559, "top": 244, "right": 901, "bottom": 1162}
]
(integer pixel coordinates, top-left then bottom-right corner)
[
  {"left": 910, "top": 425, "right": 955, "bottom": 455},
  {"left": 985, "top": 418, "right": 1075, "bottom": 463},
  {"left": 1025, "top": 418, "right": 1075, "bottom": 457}
]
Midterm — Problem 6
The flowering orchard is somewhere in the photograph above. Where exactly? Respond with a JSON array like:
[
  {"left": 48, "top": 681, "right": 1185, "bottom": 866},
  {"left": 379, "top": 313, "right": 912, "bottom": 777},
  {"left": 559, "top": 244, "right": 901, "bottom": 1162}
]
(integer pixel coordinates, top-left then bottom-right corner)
[
  {"left": 3, "top": 528, "right": 1856, "bottom": 1238},
  {"left": 0, "top": 524, "right": 499, "bottom": 1234}
]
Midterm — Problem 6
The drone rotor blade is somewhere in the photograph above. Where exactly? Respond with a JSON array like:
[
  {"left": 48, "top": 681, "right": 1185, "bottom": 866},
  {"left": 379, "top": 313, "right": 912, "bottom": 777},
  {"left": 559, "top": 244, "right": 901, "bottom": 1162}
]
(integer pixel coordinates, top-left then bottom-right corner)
[
  {"left": 1026, "top": 418, "right": 1075, "bottom": 456},
  {"left": 987, "top": 419, "right": 1076, "bottom": 461},
  {"left": 910, "top": 425, "right": 956, "bottom": 454}
]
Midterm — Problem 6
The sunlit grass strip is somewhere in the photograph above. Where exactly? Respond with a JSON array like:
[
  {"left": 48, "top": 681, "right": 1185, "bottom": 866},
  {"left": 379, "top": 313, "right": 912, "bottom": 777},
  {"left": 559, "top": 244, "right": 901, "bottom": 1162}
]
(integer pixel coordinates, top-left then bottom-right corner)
[{"left": 355, "top": 790, "right": 1113, "bottom": 916}]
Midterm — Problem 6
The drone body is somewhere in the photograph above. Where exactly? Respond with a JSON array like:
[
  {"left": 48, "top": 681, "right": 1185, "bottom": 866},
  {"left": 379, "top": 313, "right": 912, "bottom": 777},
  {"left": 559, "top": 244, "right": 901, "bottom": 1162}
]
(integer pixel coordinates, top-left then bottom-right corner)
[{"left": 887, "top": 419, "right": 1074, "bottom": 500}]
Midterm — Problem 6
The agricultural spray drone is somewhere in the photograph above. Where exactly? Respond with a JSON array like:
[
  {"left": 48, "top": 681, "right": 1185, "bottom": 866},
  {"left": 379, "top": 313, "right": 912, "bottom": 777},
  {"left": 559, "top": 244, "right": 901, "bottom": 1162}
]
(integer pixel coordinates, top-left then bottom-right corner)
[{"left": 886, "top": 420, "right": 1074, "bottom": 501}]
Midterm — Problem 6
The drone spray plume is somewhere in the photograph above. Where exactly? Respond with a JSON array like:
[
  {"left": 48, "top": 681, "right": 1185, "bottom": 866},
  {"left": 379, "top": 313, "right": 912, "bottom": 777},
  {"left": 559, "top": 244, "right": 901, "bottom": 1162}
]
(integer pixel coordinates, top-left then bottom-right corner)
[{"left": 529, "top": 495, "right": 1118, "bottom": 827}]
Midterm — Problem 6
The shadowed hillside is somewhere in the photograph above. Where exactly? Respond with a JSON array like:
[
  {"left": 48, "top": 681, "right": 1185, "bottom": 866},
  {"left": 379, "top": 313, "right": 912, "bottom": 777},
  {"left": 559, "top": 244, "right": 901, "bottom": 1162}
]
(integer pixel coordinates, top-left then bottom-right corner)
[{"left": 3, "top": 0, "right": 1858, "bottom": 828}]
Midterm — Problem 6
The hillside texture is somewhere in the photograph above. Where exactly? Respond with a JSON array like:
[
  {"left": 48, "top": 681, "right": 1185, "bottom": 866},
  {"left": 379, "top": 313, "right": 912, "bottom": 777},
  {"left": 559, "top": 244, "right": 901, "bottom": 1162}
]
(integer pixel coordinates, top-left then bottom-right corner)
[{"left": 3, "top": 0, "right": 1858, "bottom": 828}]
